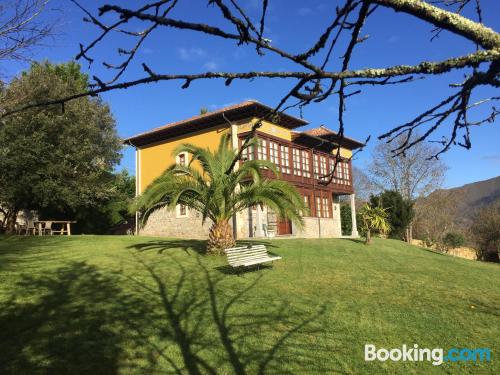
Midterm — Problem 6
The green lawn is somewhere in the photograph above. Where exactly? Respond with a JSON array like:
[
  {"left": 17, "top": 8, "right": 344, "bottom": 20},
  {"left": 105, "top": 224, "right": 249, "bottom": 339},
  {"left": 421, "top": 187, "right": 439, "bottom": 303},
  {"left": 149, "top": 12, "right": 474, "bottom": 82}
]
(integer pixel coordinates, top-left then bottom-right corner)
[{"left": 0, "top": 236, "right": 498, "bottom": 374}]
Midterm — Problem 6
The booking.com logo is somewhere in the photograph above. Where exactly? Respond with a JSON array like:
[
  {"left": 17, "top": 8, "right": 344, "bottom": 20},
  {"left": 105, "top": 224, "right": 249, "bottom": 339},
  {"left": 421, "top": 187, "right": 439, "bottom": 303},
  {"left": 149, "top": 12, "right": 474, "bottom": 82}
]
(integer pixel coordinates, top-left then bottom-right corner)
[{"left": 365, "top": 344, "right": 492, "bottom": 366}]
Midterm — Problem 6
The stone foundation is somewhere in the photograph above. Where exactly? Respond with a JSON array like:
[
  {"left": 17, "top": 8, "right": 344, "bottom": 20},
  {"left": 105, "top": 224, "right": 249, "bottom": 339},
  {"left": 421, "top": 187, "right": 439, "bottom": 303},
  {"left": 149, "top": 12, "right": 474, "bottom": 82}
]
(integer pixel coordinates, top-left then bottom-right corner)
[
  {"left": 141, "top": 204, "right": 343, "bottom": 239},
  {"left": 292, "top": 216, "right": 342, "bottom": 238},
  {"left": 140, "top": 206, "right": 212, "bottom": 238}
]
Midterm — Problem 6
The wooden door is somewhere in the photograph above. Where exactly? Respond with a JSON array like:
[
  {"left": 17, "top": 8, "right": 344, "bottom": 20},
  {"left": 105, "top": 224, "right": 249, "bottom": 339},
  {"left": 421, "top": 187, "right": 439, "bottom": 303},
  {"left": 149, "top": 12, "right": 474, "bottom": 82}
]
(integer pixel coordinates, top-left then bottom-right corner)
[{"left": 277, "top": 218, "right": 292, "bottom": 235}]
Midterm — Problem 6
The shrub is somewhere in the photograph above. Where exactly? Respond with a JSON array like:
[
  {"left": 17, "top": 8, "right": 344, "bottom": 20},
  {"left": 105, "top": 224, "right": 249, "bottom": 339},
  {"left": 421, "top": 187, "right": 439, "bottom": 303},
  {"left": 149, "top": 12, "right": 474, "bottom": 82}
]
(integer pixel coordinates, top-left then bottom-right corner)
[
  {"left": 369, "top": 191, "right": 414, "bottom": 240},
  {"left": 470, "top": 206, "right": 500, "bottom": 262},
  {"left": 340, "top": 203, "right": 352, "bottom": 235},
  {"left": 443, "top": 232, "right": 466, "bottom": 250},
  {"left": 422, "top": 235, "right": 436, "bottom": 249}
]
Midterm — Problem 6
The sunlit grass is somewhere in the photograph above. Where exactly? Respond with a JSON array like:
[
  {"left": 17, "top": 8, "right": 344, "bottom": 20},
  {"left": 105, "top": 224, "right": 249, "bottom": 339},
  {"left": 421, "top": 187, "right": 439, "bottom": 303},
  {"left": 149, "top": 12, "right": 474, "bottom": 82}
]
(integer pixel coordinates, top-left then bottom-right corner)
[{"left": 0, "top": 235, "right": 498, "bottom": 374}]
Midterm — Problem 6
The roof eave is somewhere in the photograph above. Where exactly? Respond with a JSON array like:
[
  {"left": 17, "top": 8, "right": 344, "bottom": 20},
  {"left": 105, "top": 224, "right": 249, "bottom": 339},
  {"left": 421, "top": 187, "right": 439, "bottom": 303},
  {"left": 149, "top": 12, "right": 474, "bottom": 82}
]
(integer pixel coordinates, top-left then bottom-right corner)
[{"left": 123, "top": 101, "right": 308, "bottom": 147}]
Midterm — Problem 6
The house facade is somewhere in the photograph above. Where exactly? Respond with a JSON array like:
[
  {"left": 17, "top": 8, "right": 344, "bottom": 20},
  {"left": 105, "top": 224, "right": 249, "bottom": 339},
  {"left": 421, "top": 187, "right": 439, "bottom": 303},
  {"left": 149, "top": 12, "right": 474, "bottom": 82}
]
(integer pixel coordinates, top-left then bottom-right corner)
[{"left": 125, "top": 101, "right": 362, "bottom": 239}]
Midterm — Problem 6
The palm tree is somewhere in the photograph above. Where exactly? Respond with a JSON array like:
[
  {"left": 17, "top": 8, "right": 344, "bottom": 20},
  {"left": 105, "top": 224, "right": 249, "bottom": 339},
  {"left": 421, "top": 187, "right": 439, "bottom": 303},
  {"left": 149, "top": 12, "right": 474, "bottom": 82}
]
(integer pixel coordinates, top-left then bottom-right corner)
[
  {"left": 360, "top": 204, "right": 391, "bottom": 245},
  {"left": 133, "top": 134, "right": 305, "bottom": 254}
]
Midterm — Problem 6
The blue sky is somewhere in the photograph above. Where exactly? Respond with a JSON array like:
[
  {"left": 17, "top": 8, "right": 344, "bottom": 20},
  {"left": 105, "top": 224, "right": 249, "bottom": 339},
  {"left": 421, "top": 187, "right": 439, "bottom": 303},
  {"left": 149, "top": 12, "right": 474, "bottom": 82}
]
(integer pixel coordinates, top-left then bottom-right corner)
[{"left": 3, "top": 0, "right": 499, "bottom": 188}]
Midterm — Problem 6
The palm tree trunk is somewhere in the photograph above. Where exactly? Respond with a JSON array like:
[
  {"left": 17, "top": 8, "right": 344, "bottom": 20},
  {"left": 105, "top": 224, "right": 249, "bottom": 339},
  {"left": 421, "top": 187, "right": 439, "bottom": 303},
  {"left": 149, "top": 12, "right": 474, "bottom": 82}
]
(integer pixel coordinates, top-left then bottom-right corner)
[
  {"left": 207, "top": 220, "right": 235, "bottom": 255},
  {"left": 365, "top": 229, "right": 371, "bottom": 245}
]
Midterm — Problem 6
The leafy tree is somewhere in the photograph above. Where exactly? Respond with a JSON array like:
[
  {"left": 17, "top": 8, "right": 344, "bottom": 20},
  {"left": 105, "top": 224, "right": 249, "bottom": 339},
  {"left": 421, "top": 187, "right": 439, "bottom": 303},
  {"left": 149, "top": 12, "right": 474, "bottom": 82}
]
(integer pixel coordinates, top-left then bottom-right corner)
[
  {"left": 340, "top": 203, "right": 352, "bottom": 236},
  {"left": 359, "top": 204, "right": 390, "bottom": 245},
  {"left": 133, "top": 135, "right": 305, "bottom": 254},
  {"left": 443, "top": 232, "right": 466, "bottom": 250},
  {"left": 470, "top": 205, "right": 500, "bottom": 262},
  {"left": 0, "top": 61, "right": 121, "bottom": 233},
  {"left": 370, "top": 190, "right": 414, "bottom": 241},
  {"left": 38, "top": 170, "right": 135, "bottom": 234}
]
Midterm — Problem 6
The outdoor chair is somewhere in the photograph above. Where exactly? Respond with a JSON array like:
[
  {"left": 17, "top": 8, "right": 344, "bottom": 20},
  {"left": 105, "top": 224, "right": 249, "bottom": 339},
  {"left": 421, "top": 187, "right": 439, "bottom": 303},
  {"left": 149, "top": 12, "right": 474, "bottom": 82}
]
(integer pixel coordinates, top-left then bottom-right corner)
[
  {"left": 24, "top": 220, "right": 38, "bottom": 235},
  {"left": 263, "top": 224, "right": 276, "bottom": 238},
  {"left": 15, "top": 223, "right": 26, "bottom": 235},
  {"left": 42, "top": 221, "right": 53, "bottom": 235}
]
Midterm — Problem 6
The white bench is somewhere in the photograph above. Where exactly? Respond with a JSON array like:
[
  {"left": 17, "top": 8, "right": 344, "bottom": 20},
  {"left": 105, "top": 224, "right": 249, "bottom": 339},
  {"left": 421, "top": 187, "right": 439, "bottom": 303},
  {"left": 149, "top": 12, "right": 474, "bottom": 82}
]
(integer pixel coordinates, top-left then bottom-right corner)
[{"left": 225, "top": 245, "right": 281, "bottom": 269}]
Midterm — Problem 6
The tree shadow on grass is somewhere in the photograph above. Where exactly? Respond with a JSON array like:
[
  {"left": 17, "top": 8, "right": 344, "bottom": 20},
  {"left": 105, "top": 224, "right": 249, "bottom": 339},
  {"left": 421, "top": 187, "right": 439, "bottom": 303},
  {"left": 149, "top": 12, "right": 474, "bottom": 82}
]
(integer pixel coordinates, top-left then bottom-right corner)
[
  {"left": 0, "top": 262, "right": 135, "bottom": 374},
  {"left": 127, "top": 238, "right": 207, "bottom": 255},
  {"left": 125, "top": 254, "right": 329, "bottom": 374},
  {"left": 341, "top": 238, "right": 365, "bottom": 245},
  {"left": 0, "top": 254, "right": 329, "bottom": 374},
  {"left": 0, "top": 236, "right": 78, "bottom": 272},
  {"left": 126, "top": 238, "right": 278, "bottom": 257}
]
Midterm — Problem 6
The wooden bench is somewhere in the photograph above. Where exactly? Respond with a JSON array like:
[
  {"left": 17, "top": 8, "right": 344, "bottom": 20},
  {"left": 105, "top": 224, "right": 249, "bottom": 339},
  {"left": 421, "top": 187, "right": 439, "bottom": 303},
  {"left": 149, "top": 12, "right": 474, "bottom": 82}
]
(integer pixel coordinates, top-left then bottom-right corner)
[{"left": 225, "top": 245, "right": 282, "bottom": 269}]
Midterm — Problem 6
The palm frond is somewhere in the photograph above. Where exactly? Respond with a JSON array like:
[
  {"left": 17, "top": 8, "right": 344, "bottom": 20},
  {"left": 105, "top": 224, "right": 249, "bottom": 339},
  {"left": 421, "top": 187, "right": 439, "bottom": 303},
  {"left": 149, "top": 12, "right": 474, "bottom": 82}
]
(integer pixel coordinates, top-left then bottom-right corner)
[{"left": 134, "top": 134, "right": 306, "bottom": 231}]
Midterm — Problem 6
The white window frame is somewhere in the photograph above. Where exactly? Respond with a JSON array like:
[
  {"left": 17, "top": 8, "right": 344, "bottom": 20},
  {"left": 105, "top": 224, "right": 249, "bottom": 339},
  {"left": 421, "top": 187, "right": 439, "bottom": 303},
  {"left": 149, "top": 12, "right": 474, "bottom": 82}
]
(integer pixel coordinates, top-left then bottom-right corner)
[
  {"left": 302, "top": 150, "right": 310, "bottom": 177},
  {"left": 292, "top": 148, "right": 302, "bottom": 176},
  {"left": 280, "top": 145, "right": 290, "bottom": 174},
  {"left": 257, "top": 139, "right": 267, "bottom": 160},
  {"left": 176, "top": 204, "right": 189, "bottom": 218},
  {"left": 269, "top": 141, "right": 279, "bottom": 167},
  {"left": 176, "top": 152, "right": 189, "bottom": 167}
]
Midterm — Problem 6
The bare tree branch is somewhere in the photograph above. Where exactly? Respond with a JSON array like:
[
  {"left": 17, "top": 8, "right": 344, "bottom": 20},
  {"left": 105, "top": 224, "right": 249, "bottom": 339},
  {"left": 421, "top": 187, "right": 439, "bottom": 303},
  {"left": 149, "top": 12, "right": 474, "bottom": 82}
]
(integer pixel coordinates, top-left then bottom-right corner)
[
  {"left": 0, "top": 0, "right": 55, "bottom": 63},
  {"left": 1, "top": 0, "right": 498, "bottom": 160}
]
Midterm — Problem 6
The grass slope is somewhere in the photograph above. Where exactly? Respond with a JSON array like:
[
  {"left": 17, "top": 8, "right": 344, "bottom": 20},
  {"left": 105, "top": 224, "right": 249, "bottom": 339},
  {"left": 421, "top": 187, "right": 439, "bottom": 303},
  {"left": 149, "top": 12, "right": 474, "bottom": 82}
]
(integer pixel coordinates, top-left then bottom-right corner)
[{"left": 0, "top": 236, "right": 498, "bottom": 374}]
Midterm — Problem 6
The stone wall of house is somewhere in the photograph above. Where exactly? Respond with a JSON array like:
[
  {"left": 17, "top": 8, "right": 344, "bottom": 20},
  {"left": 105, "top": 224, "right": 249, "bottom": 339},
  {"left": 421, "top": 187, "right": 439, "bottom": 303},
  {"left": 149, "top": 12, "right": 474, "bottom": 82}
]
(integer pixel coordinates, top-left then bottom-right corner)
[
  {"left": 141, "top": 203, "right": 343, "bottom": 239},
  {"left": 238, "top": 206, "right": 270, "bottom": 238},
  {"left": 292, "top": 216, "right": 342, "bottom": 238},
  {"left": 140, "top": 206, "right": 212, "bottom": 238},
  {"left": 291, "top": 200, "right": 342, "bottom": 238}
]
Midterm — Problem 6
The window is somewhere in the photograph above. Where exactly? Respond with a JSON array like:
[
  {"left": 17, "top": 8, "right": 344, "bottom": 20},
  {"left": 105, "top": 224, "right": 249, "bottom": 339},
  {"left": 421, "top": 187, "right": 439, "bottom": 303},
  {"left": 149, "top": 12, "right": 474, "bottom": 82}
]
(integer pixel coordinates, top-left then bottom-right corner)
[
  {"left": 337, "top": 160, "right": 344, "bottom": 183},
  {"left": 329, "top": 158, "right": 337, "bottom": 184},
  {"left": 292, "top": 148, "right": 302, "bottom": 176},
  {"left": 329, "top": 158, "right": 350, "bottom": 185},
  {"left": 303, "top": 195, "right": 310, "bottom": 216},
  {"left": 176, "top": 152, "right": 188, "bottom": 167},
  {"left": 280, "top": 145, "right": 290, "bottom": 174},
  {"left": 313, "top": 154, "right": 319, "bottom": 179},
  {"left": 319, "top": 156, "right": 327, "bottom": 181},
  {"left": 322, "top": 197, "right": 330, "bottom": 218},
  {"left": 257, "top": 139, "right": 267, "bottom": 160},
  {"left": 343, "top": 162, "right": 350, "bottom": 185},
  {"left": 176, "top": 204, "right": 188, "bottom": 218},
  {"left": 316, "top": 197, "right": 321, "bottom": 218},
  {"left": 242, "top": 144, "right": 254, "bottom": 161},
  {"left": 269, "top": 141, "right": 279, "bottom": 166},
  {"left": 302, "top": 150, "right": 310, "bottom": 177}
]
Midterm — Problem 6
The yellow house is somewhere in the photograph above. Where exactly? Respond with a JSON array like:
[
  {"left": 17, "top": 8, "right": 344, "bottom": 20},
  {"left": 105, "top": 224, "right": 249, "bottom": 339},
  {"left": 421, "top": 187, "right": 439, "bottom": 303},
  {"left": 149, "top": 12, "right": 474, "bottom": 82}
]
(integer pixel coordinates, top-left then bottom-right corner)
[{"left": 125, "top": 101, "right": 363, "bottom": 239}]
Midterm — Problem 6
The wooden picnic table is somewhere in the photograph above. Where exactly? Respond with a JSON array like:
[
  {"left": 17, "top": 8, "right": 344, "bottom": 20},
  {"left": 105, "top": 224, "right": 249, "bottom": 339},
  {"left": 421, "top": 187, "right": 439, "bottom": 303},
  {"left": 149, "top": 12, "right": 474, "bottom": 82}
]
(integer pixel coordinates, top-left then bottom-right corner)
[{"left": 35, "top": 220, "right": 76, "bottom": 236}]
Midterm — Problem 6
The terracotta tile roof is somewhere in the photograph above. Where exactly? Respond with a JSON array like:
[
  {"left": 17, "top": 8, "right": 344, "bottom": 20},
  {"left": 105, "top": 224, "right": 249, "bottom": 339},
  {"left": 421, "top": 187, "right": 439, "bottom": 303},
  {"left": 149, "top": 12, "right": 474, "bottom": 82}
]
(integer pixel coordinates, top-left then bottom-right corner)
[
  {"left": 303, "top": 125, "right": 337, "bottom": 137},
  {"left": 295, "top": 124, "right": 364, "bottom": 150},
  {"left": 124, "top": 100, "right": 308, "bottom": 147}
]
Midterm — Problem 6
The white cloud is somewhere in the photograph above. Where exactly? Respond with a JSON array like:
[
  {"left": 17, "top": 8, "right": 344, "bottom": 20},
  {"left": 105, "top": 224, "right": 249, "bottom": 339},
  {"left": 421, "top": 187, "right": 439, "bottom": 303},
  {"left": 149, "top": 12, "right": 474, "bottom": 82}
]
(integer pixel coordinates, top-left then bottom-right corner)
[
  {"left": 177, "top": 47, "right": 207, "bottom": 61},
  {"left": 203, "top": 61, "right": 219, "bottom": 70}
]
